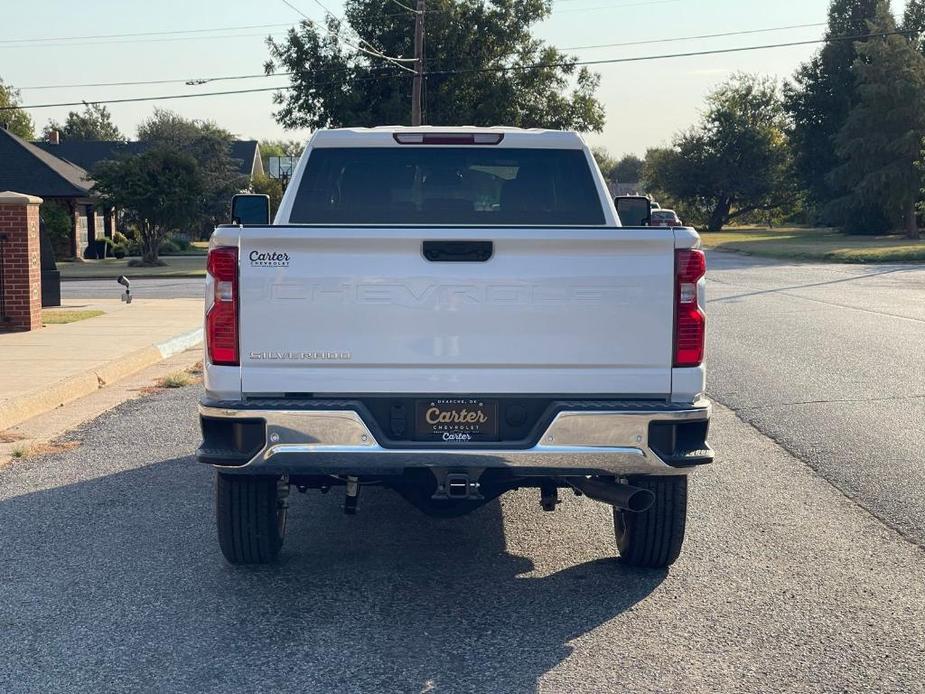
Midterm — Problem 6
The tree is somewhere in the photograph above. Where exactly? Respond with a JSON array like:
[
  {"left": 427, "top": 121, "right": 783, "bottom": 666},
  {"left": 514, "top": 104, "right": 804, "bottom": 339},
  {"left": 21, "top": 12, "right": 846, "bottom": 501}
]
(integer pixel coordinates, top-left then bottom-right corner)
[
  {"left": 42, "top": 104, "right": 123, "bottom": 141},
  {"left": 251, "top": 173, "right": 284, "bottom": 218},
  {"left": 832, "top": 3, "right": 925, "bottom": 239},
  {"left": 784, "top": 0, "right": 883, "bottom": 223},
  {"left": 0, "top": 77, "right": 34, "bottom": 140},
  {"left": 92, "top": 149, "right": 204, "bottom": 264},
  {"left": 136, "top": 109, "right": 247, "bottom": 232},
  {"left": 259, "top": 139, "right": 304, "bottom": 158},
  {"left": 645, "top": 74, "right": 797, "bottom": 231},
  {"left": 264, "top": 0, "right": 604, "bottom": 131},
  {"left": 613, "top": 154, "right": 644, "bottom": 184},
  {"left": 259, "top": 138, "right": 305, "bottom": 173},
  {"left": 591, "top": 147, "right": 617, "bottom": 181},
  {"left": 137, "top": 107, "right": 232, "bottom": 146},
  {"left": 904, "top": 0, "right": 925, "bottom": 53}
]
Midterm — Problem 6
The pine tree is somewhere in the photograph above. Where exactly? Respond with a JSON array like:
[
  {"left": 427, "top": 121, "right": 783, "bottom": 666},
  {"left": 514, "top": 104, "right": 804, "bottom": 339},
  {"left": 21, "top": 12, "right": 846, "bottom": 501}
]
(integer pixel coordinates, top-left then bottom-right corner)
[
  {"left": 784, "top": 0, "right": 886, "bottom": 228},
  {"left": 833, "top": 3, "right": 925, "bottom": 239},
  {"left": 903, "top": 0, "right": 925, "bottom": 53}
]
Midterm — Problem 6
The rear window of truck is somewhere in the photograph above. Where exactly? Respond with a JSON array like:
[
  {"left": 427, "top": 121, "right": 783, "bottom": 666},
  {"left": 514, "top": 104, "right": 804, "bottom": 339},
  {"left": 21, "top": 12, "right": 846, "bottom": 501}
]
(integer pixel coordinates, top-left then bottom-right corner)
[{"left": 288, "top": 147, "right": 605, "bottom": 225}]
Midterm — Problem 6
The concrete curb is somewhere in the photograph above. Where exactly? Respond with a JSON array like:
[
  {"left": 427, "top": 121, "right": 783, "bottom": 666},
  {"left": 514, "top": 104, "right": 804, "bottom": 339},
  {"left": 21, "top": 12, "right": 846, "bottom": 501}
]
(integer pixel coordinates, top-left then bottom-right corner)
[{"left": 0, "top": 328, "right": 203, "bottom": 432}]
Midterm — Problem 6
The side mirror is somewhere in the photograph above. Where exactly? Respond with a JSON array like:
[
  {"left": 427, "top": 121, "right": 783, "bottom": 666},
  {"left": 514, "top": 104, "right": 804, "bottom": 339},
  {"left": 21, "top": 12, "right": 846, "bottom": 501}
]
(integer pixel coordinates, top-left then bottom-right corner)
[
  {"left": 231, "top": 194, "right": 271, "bottom": 225},
  {"left": 614, "top": 196, "right": 652, "bottom": 227}
]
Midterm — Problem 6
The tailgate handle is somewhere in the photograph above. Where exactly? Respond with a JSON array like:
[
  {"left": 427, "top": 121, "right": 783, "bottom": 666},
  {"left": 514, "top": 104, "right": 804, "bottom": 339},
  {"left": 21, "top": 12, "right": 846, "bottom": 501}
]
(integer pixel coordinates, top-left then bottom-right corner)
[{"left": 422, "top": 240, "right": 493, "bottom": 262}]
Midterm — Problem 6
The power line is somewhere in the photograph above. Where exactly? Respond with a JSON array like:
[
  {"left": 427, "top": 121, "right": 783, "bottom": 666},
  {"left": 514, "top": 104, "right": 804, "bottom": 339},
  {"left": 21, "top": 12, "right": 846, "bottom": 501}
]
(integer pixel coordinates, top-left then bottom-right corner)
[
  {"left": 561, "top": 22, "right": 827, "bottom": 51},
  {"left": 423, "top": 29, "right": 915, "bottom": 76},
  {"left": 20, "top": 74, "right": 274, "bottom": 91},
  {"left": 382, "top": 0, "right": 682, "bottom": 17},
  {"left": 0, "top": 31, "right": 287, "bottom": 51},
  {"left": 0, "top": 74, "right": 411, "bottom": 111},
  {"left": 0, "top": 0, "right": 689, "bottom": 51},
  {"left": 282, "top": 0, "right": 417, "bottom": 66},
  {"left": 19, "top": 64, "right": 407, "bottom": 91},
  {"left": 3, "top": 28, "right": 911, "bottom": 111},
  {"left": 0, "top": 0, "right": 680, "bottom": 47},
  {"left": 17, "top": 20, "right": 831, "bottom": 90},
  {"left": 279, "top": 0, "right": 416, "bottom": 71},
  {"left": 0, "top": 22, "right": 292, "bottom": 44},
  {"left": 384, "top": 0, "right": 420, "bottom": 13}
]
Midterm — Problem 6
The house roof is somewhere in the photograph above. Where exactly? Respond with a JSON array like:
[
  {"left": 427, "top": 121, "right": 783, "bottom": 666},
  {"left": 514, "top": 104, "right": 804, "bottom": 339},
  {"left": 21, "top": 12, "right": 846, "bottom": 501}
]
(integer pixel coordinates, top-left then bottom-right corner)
[
  {"left": 230, "top": 140, "right": 263, "bottom": 177},
  {"left": 0, "top": 127, "right": 93, "bottom": 198},
  {"left": 33, "top": 139, "right": 263, "bottom": 177},
  {"left": 31, "top": 140, "right": 145, "bottom": 172}
]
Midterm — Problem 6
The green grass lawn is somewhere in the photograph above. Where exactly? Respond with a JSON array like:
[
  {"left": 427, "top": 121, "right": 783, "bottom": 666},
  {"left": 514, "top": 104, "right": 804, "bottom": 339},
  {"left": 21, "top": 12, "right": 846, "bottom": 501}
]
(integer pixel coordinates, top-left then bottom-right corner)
[
  {"left": 57, "top": 255, "right": 206, "bottom": 279},
  {"left": 700, "top": 226, "right": 925, "bottom": 263},
  {"left": 42, "top": 309, "right": 105, "bottom": 325}
]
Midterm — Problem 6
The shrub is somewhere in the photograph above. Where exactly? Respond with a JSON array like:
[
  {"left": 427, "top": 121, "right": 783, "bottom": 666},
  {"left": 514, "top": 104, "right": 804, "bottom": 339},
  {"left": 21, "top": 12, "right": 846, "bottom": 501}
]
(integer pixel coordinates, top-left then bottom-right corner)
[
  {"left": 115, "top": 228, "right": 143, "bottom": 256},
  {"left": 40, "top": 200, "right": 73, "bottom": 260},
  {"left": 158, "top": 238, "right": 181, "bottom": 254},
  {"left": 127, "top": 258, "right": 166, "bottom": 267}
]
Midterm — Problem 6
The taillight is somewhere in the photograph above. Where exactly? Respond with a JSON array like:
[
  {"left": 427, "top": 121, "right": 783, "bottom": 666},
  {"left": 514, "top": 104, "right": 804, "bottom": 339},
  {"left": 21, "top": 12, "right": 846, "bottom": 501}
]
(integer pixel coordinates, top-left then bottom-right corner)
[
  {"left": 206, "top": 246, "right": 238, "bottom": 366},
  {"left": 674, "top": 248, "right": 706, "bottom": 367}
]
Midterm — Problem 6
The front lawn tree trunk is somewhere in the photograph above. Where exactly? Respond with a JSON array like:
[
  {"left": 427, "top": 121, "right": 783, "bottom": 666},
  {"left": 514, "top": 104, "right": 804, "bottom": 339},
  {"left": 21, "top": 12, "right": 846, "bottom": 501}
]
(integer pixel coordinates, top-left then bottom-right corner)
[
  {"left": 707, "top": 198, "right": 731, "bottom": 232},
  {"left": 141, "top": 222, "right": 160, "bottom": 265},
  {"left": 904, "top": 198, "right": 920, "bottom": 240}
]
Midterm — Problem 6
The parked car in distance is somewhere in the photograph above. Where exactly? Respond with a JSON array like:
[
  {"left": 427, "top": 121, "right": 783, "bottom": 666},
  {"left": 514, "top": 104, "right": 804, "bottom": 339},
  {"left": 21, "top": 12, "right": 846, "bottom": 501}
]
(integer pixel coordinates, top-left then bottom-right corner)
[
  {"left": 651, "top": 209, "right": 682, "bottom": 227},
  {"left": 649, "top": 200, "right": 661, "bottom": 210}
]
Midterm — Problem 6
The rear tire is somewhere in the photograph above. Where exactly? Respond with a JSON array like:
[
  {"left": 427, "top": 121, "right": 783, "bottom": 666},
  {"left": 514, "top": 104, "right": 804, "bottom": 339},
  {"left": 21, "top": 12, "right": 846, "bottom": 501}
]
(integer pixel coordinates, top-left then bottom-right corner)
[
  {"left": 215, "top": 472, "right": 287, "bottom": 564},
  {"left": 612, "top": 476, "right": 687, "bottom": 568}
]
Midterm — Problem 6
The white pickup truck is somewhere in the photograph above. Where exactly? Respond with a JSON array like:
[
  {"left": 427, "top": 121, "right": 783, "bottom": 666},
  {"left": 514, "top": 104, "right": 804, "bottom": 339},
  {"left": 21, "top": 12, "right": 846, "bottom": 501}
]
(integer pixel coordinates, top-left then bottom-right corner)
[{"left": 198, "top": 126, "right": 712, "bottom": 569}]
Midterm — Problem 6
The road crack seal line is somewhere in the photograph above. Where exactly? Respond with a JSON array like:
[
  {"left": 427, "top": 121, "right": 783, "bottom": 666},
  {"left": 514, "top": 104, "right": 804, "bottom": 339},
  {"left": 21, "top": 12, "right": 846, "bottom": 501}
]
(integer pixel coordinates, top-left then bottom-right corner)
[
  {"left": 736, "top": 394, "right": 925, "bottom": 410},
  {"left": 710, "top": 283, "right": 925, "bottom": 324},
  {"left": 709, "top": 393, "right": 925, "bottom": 553}
]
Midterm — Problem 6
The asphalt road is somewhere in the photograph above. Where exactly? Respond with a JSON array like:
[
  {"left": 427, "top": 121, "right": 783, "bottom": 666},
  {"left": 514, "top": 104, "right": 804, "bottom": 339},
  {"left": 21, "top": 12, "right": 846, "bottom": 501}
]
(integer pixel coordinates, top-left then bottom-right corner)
[
  {"left": 60, "top": 259, "right": 925, "bottom": 548},
  {"left": 62, "top": 277, "right": 204, "bottom": 300},
  {"left": 5, "top": 252, "right": 923, "bottom": 691},
  {"left": 706, "top": 252, "right": 925, "bottom": 545},
  {"left": 2, "top": 385, "right": 925, "bottom": 693}
]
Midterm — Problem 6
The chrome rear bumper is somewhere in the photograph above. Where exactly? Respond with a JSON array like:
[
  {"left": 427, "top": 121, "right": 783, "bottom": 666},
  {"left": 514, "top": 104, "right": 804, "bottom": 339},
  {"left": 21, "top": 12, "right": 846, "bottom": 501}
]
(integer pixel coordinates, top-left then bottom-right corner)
[{"left": 198, "top": 400, "right": 712, "bottom": 477}]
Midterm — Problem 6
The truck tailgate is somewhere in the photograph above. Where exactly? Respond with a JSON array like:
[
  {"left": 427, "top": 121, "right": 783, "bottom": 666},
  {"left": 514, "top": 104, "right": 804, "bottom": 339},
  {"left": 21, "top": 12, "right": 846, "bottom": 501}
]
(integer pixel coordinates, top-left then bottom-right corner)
[{"left": 238, "top": 227, "right": 675, "bottom": 395}]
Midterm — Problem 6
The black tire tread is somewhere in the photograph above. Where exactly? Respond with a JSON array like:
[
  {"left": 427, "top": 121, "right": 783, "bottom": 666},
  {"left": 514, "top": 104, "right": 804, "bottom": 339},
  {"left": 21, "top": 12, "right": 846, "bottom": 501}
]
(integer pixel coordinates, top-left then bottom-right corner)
[
  {"left": 613, "top": 476, "right": 687, "bottom": 568},
  {"left": 215, "top": 472, "right": 284, "bottom": 564}
]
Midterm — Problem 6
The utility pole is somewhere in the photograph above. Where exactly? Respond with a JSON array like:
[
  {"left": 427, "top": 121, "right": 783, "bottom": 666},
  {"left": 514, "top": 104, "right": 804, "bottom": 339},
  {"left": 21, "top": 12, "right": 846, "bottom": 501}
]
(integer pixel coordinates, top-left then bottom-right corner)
[{"left": 411, "top": 0, "right": 425, "bottom": 126}]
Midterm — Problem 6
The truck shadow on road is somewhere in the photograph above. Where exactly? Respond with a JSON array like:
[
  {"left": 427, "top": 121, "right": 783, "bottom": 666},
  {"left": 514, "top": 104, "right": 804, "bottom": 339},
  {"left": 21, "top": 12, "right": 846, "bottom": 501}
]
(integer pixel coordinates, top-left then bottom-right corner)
[{"left": 0, "top": 455, "right": 666, "bottom": 693}]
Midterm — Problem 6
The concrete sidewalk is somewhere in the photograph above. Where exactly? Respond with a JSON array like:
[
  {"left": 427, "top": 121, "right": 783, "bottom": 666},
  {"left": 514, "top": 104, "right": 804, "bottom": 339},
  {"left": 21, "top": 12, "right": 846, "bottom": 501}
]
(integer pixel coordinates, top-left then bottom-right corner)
[{"left": 0, "top": 297, "right": 202, "bottom": 431}]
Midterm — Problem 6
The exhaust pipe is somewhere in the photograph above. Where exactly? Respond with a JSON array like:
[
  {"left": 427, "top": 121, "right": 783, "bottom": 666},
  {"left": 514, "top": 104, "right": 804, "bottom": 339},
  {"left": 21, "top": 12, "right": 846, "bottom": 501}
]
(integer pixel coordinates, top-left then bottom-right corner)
[{"left": 569, "top": 478, "right": 655, "bottom": 513}]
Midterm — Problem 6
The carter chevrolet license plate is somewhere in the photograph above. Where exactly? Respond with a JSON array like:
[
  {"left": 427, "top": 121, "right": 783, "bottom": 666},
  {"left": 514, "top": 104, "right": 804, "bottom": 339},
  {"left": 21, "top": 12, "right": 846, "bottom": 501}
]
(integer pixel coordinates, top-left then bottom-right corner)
[{"left": 414, "top": 399, "right": 499, "bottom": 442}]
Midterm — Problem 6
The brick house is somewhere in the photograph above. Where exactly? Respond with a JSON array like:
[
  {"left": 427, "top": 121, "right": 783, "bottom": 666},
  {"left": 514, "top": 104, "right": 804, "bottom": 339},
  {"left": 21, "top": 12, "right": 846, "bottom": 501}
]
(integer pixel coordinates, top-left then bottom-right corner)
[
  {"left": 33, "top": 136, "right": 264, "bottom": 244},
  {"left": 0, "top": 126, "right": 111, "bottom": 259},
  {"left": 0, "top": 128, "right": 265, "bottom": 258}
]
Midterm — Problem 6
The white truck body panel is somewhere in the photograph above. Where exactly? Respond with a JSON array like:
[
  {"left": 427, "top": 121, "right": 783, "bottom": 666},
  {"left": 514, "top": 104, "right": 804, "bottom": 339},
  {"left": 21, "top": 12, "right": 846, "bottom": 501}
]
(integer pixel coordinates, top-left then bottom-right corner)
[
  {"left": 228, "top": 225, "right": 676, "bottom": 396},
  {"left": 206, "top": 127, "right": 706, "bottom": 403}
]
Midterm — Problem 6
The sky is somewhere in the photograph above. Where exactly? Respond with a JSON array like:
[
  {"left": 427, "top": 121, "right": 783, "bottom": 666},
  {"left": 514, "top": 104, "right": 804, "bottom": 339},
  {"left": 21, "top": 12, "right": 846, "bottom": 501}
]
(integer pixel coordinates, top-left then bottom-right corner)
[{"left": 1, "top": 0, "right": 912, "bottom": 157}]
